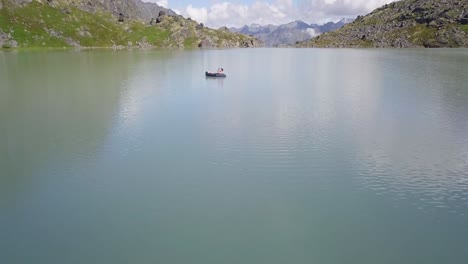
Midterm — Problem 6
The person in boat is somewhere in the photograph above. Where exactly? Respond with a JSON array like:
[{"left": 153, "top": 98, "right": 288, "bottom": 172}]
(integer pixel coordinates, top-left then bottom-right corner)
[{"left": 217, "top": 68, "right": 224, "bottom": 73}]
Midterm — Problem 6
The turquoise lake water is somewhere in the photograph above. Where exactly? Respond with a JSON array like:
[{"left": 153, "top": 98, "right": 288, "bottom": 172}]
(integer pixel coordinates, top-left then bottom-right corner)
[{"left": 1, "top": 48, "right": 468, "bottom": 263}]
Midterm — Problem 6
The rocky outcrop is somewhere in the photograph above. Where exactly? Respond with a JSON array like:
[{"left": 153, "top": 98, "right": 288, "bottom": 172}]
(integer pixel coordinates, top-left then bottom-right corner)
[
  {"left": 154, "top": 14, "right": 263, "bottom": 48},
  {"left": 298, "top": 0, "right": 468, "bottom": 48},
  {"left": 62, "top": 0, "right": 176, "bottom": 22},
  {"left": 0, "top": 30, "right": 18, "bottom": 48}
]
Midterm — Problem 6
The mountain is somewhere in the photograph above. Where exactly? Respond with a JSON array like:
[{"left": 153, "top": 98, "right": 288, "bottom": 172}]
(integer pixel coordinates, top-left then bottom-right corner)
[
  {"left": 0, "top": 0, "right": 262, "bottom": 48},
  {"left": 230, "top": 19, "right": 350, "bottom": 47},
  {"left": 298, "top": 0, "right": 468, "bottom": 48}
]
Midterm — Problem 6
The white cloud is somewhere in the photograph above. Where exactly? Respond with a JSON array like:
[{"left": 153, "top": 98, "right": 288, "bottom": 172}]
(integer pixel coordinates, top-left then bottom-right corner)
[
  {"left": 141, "top": 0, "right": 168, "bottom": 8},
  {"left": 305, "top": 28, "right": 318, "bottom": 38},
  {"left": 181, "top": 0, "right": 396, "bottom": 28},
  {"left": 156, "top": 0, "right": 168, "bottom": 8},
  {"left": 185, "top": 5, "right": 208, "bottom": 24}
]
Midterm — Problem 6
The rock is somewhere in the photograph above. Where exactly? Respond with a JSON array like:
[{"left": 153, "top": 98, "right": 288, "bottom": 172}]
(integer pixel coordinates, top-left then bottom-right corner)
[
  {"left": 461, "top": 17, "right": 468, "bottom": 25},
  {"left": 77, "top": 28, "right": 92, "bottom": 38},
  {"left": 137, "top": 36, "right": 153, "bottom": 48},
  {"left": 428, "top": 20, "right": 438, "bottom": 27},
  {"left": 198, "top": 38, "right": 213, "bottom": 48},
  {"left": 412, "top": 7, "right": 425, "bottom": 13},
  {"left": 47, "top": 29, "right": 62, "bottom": 38},
  {"left": 150, "top": 18, "right": 155, "bottom": 25},
  {"left": 61, "top": 7, "right": 71, "bottom": 14},
  {"left": 196, "top": 23, "right": 204, "bottom": 30},
  {"left": 64, "top": 37, "right": 80, "bottom": 48},
  {"left": 158, "top": 11, "right": 166, "bottom": 17},
  {"left": 392, "top": 38, "right": 412, "bottom": 48},
  {"left": 241, "top": 40, "right": 255, "bottom": 47},
  {"left": 415, "top": 17, "right": 429, "bottom": 24},
  {"left": 118, "top": 13, "right": 125, "bottom": 22},
  {"left": 1, "top": 30, "right": 18, "bottom": 48},
  {"left": 423, "top": 38, "right": 448, "bottom": 48}
]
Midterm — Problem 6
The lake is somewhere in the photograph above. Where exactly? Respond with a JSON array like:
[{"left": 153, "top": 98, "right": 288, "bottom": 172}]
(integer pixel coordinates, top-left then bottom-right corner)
[{"left": 1, "top": 48, "right": 468, "bottom": 264}]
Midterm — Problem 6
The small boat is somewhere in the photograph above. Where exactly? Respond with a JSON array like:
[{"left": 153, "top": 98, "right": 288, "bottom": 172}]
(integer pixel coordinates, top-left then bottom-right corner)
[{"left": 205, "top": 71, "right": 226, "bottom": 78}]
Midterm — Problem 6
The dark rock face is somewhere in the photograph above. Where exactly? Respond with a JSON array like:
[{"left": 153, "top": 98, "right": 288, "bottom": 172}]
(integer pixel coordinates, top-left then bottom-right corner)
[
  {"left": 461, "top": 14, "right": 468, "bottom": 25},
  {"left": 298, "top": 0, "right": 468, "bottom": 48}
]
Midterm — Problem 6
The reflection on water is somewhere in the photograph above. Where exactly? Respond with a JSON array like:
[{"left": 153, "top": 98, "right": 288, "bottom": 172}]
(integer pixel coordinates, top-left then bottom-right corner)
[
  {"left": 1, "top": 48, "right": 468, "bottom": 264},
  {"left": 346, "top": 50, "right": 468, "bottom": 214}
]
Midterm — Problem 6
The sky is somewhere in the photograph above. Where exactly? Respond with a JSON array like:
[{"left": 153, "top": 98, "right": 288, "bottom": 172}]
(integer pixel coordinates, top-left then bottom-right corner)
[{"left": 147, "top": 0, "right": 396, "bottom": 28}]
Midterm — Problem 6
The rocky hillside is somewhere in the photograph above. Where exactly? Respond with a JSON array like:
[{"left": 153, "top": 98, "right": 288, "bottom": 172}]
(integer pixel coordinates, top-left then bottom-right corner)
[
  {"left": 0, "top": 0, "right": 262, "bottom": 48},
  {"left": 298, "top": 0, "right": 468, "bottom": 48},
  {"left": 231, "top": 19, "right": 350, "bottom": 47}
]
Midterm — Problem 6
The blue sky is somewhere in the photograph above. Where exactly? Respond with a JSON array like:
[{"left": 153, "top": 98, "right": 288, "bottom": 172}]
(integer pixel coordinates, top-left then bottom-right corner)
[{"left": 149, "top": 0, "right": 395, "bottom": 28}]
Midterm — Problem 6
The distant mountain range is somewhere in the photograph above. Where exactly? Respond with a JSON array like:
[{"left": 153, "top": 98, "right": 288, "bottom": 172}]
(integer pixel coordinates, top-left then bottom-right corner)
[{"left": 230, "top": 18, "right": 353, "bottom": 47}]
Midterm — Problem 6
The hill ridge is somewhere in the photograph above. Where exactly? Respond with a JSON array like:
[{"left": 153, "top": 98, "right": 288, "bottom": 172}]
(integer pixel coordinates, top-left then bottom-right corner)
[{"left": 297, "top": 0, "right": 468, "bottom": 48}]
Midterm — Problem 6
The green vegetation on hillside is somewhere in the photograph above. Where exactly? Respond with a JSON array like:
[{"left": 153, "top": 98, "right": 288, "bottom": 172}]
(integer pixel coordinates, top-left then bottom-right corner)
[
  {"left": 0, "top": 0, "right": 262, "bottom": 48},
  {"left": 0, "top": 1, "right": 173, "bottom": 47}
]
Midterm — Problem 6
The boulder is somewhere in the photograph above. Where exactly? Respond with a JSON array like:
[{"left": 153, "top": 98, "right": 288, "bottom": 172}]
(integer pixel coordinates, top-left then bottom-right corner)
[
  {"left": 428, "top": 20, "right": 438, "bottom": 27},
  {"left": 423, "top": 38, "right": 448, "bottom": 48},
  {"left": 412, "top": 7, "right": 426, "bottom": 13},
  {"left": 118, "top": 13, "right": 125, "bottom": 22},
  {"left": 60, "top": 7, "right": 71, "bottom": 14},
  {"left": 461, "top": 16, "right": 468, "bottom": 25},
  {"left": 158, "top": 11, "right": 166, "bottom": 17},
  {"left": 196, "top": 23, "right": 204, "bottom": 30}
]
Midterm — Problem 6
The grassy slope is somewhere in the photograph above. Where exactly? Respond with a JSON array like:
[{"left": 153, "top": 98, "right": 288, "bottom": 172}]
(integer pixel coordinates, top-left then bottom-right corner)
[
  {"left": 0, "top": 1, "right": 181, "bottom": 47},
  {"left": 0, "top": 1, "right": 175, "bottom": 47},
  {"left": 0, "top": 0, "right": 252, "bottom": 48}
]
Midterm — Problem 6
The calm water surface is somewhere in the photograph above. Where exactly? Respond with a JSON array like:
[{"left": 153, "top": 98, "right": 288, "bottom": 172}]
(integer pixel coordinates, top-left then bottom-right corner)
[{"left": 1, "top": 48, "right": 468, "bottom": 264}]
